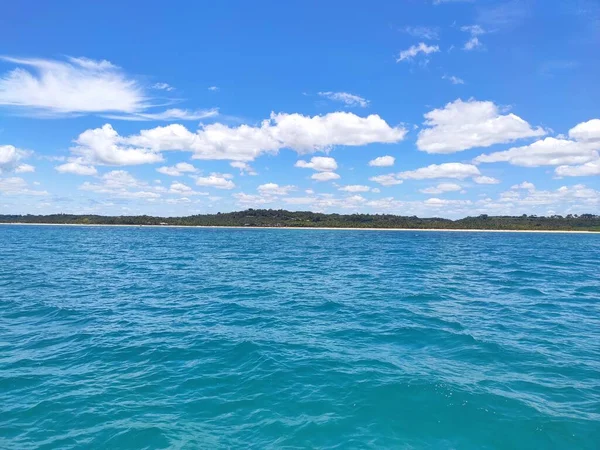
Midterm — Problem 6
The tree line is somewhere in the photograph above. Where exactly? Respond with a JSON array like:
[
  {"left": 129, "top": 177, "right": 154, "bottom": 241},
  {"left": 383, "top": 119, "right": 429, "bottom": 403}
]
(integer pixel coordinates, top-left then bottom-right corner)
[{"left": 1, "top": 210, "right": 599, "bottom": 231}]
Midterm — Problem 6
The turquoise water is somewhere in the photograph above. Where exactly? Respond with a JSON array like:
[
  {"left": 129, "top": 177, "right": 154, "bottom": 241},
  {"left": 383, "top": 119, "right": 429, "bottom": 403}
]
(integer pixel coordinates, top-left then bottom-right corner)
[{"left": 1, "top": 226, "right": 599, "bottom": 449}]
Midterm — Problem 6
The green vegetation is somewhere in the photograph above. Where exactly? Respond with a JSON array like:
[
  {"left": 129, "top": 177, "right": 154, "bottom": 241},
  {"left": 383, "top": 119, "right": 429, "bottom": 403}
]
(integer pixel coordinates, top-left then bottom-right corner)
[{"left": 1, "top": 210, "right": 599, "bottom": 231}]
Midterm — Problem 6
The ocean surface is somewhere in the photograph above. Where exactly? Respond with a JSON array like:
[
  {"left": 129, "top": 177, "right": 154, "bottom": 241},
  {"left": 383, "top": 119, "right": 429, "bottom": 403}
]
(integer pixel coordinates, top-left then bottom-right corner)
[{"left": 1, "top": 225, "right": 599, "bottom": 449}]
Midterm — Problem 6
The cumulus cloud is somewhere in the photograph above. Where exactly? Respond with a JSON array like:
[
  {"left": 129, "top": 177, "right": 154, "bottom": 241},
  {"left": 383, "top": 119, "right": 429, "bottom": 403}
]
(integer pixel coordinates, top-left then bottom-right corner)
[
  {"left": 318, "top": 92, "right": 369, "bottom": 108},
  {"left": 71, "top": 124, "right": 164, "bottom": 166},
  {"left": 195, "top": 174, "right": 235, "bottom": 189},
  {"left": 369, "top": 174, "right": 404, "bottom": 186},
  {"left": 368, "top": 155, "right": 395, "bottom": 167},
  {"left": 370, "top": 163, "right": 481, "bottom": 186},
  {"left": 473, "top": 175, "right": 500, "bottom": 184},
  {"left": 208, "top": 86, "right": 219, "bottom": 92},
  {"left": 568, "top": 119, "right": 600, "bottom": 142},
  {"left": 168, "top": 181, "right": 207, "bottom": 196},
  {"left": 397, "top": 42, "right": 440, "bottom": 62},
  {"left": 0, "top": 176, "right": 48, "bottom": 196},
  {"left": 0, "top": 144, "right": 30, "bottom": 173},
  {"left": 230, "top": 161, "right": 257, "bottom": 175},
  {"left": 79, "top": 170, "right": 160, "bottom": 199},
  {"left": 338, "top": 185, "right": 372, "bottom": 192},
  {"left": 311, "top": 172, "right": 340, "bottom": 182},
  {"left": 257, "top": 183, "right": 295, "bottom": 195},
  {"left": 419, "top": 183, "right": 462, "bottom": 194},
  {"left": 14, "top": 163, "right": 35, "bottom": 173},
  {"left": 55, "top": 159, "right": 98, "bottom": 176},
  {"left": 511, "top": 181, "right": 536, "bottom": 190},
  {"left": 295, "top": 156, "right": 338, "bottom": 172},
  {"left": 555, "top": 160, "right": 600, "bottom": 177},
  {"left": 398, "top": 162, "right": 481, "bottom": 180},
  {"left": 474, "top": 137, "right": 599, "bottom": 167},
  {"left": 156, "top": 162, "right": 198, "bottom": 176},
  {"left": 67, "top": 112, "right": 405, "bottom": 167},
  {"left": 417, "top": 99, "right": 545, "bottom": 153}
]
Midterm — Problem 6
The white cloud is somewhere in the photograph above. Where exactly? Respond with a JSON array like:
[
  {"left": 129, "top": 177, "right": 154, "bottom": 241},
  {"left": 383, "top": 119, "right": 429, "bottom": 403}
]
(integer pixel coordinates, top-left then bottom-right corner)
[
  {"left": 339, "top": 185, "right": 372, "bottom": 192},
  {"left": 14, "top": 163, "right": 35, "bottom": 173},
  {"left": 555, "top": 159, "right": 600, "bottom": 177},
  {"left": 156, "top": 162, "right": 198, "bottom": 176},
  {"left": 397, "top": 42, "right": 440, "bottom": 62},
  {"left": 0, "top": 56, "right": 214, "bottom": 121},
  {"left": 0, "top": 177, "right": 48, "bottom": 196},
  {"left": 369, "top": 174, "right": 404, "bottom": 186},
  {"left": 71, "top": 124, "right": 163, "bottom": 166},
  {"left": 311, "top": 172, "right": 340, "bottom": 182},
  {"left": 368, "top": 155, "right": 395, "bottom": 167},
  {"left": 461, "top": 25, "right": 486, "bottom": 50},
  {"left": 494, "top": 184, "right": 600, "bottom": 209},
  {"left": 89, "top": 112, "right": 405, "bottom": 164},
  {"left": 399, "top": 162, "right": 481, "bottom": 180},
  {"left": 0, "top": 144, "right": 29, "bottom": 173},
  {"left": 257, "top": 183, "right": 295, "bottom": 195},
  {"left": 568, "top": 119, "right": 600, "bottom": 142},
  {"left": 511, "top": 181, "right": 536, "bottom": 190},
  {"left": 403, "top": 26, "right": 440, "bottom": 40},
  {"left": 55, "top": 159, "right": 98, "bottom": 176},
  {"left": 475, "top": 137, "right": 599, "bottom": 167},
  {"left": 442, "top": 75, "right": 465, "bottom": 85},
  {"left": 269, "top": 112, "right": 406, "bottom": 152},
  {"left": 417, "top": 99, "right": 545, "bottom": 153},
  {"left": 420, "top": 183, "right": 462, "bottom": 194},
  {"left": 461, "top": 25, "right": 486, "bottom": 36},
  {"left": 318, "top": 92, "right": 369, "bottom": 108},
  {"left": 168, "top": 181, "right": 207, "bottom": 196},
  {"left": 295, "top": 156, "right": 338, "bottom": 172},
  {"left": 371, "top": 163, "right": 480, "bottom": 187},
  {"left": 230, "top": 161, "right": 257, "bottom": 175},
  {"left": 424, "top": 197, "right": 472, "bottom": 207},
  {"left": 233, "top": 192, "right": 274, "bottom": 206},
  {"left": 464, "top": 37, "right": 482, "bottom": 50},
  {"left": 208, "top": 86, "right": 219, "bottom": 92},
  {"left": 104, "top": 108, "right": 218, "bottom": 122},
  {"left": 79, "top": 170, "right": 160, "bottom": 199},
  {"left": 473, "top": 175, "right": 500, "bottom": 184},
  {"left": 152, "top": 82, "right": 174, "bottom": 91},
  {"left": 0, "top": 56, "right": 146, "bottom": 115},
  {"left": 195, "top": 174, "right": 235, "bottom": 189}
]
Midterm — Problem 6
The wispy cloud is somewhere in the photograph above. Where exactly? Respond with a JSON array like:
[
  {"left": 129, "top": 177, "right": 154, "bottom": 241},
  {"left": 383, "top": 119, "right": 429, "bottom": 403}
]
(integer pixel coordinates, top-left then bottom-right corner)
[
  {"left": 442, "top": 75, "right": 465, "bottom": 85},
  {"left": 397, "top": 42, "right": 440, "bottom": 62},
  {"left": 318, "top": 91, "right": 369, "bottom": 108},
  {"left": 152, "top": 82, "right": 174, "bottom": 91},
  {"left": 0, "top": 56, "right": 210, "bottom": 121},
  {"left": 402, "top": 26, "right": 440, "bottom": 40},
  {"left": 460, "top": 25, "right": 486, "bottom": 50}
]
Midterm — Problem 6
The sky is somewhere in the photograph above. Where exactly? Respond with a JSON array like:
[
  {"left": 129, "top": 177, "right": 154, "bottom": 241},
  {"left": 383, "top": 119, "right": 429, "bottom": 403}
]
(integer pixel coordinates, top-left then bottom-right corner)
[{"left": 1, "top": 0, "right": 599, "bottom": 218}]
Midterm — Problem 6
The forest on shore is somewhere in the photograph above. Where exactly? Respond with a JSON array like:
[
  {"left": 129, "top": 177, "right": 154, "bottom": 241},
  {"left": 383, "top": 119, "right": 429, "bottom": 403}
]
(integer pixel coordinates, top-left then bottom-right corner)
[{"left": 1, "top": 209, "right": 600, "bottom": 231}]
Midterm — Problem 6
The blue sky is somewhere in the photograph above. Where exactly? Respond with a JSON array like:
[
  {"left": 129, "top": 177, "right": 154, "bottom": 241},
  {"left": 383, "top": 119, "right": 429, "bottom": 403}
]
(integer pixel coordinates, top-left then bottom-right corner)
[{"left": 1, "top": 0, "right": 599, "bottom": 218}]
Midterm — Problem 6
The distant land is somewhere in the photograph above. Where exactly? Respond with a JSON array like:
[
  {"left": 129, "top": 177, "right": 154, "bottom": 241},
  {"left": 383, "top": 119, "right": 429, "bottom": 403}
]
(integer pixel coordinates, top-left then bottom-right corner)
[{"left": 1, "top": 210, "right": 600, "bottom": 232}]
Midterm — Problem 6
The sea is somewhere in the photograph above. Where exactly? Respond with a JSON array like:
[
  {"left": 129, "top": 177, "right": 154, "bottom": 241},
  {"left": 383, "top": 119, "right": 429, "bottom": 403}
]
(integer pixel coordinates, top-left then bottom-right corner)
[{"left": 1, "top": 225, "right": 599, "bottom": 449}]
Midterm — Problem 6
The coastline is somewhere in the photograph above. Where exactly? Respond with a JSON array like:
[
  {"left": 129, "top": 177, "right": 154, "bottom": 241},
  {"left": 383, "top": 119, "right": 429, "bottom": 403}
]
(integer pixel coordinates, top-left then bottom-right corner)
[{"left": 1, "top": 222, "right": 597, "bottom": 233}]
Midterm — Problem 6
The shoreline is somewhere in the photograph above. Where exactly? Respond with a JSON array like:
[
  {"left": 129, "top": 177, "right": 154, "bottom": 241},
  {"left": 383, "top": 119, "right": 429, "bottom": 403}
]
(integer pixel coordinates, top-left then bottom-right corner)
[{"left": 1, "top": 222, "right": 597, "bottom": 234}]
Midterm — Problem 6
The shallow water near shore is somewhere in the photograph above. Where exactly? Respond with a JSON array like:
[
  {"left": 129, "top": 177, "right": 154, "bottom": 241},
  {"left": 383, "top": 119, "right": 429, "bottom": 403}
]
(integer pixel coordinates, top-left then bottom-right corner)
[{"left": 1, "top": 225, "right": 599, "bottom": 448}]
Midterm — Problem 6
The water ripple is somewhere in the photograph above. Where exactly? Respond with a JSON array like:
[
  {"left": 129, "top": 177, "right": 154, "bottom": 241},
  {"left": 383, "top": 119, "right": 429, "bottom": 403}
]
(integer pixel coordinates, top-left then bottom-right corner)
[{"left": 1, "top": 226, "right": 599, "bottom": 449}]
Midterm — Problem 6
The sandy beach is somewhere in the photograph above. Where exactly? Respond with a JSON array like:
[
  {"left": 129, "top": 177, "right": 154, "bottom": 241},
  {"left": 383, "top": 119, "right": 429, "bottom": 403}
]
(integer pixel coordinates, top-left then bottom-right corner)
[{"left": 1, "top": 223, "right": 597, "bottom": 233}]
